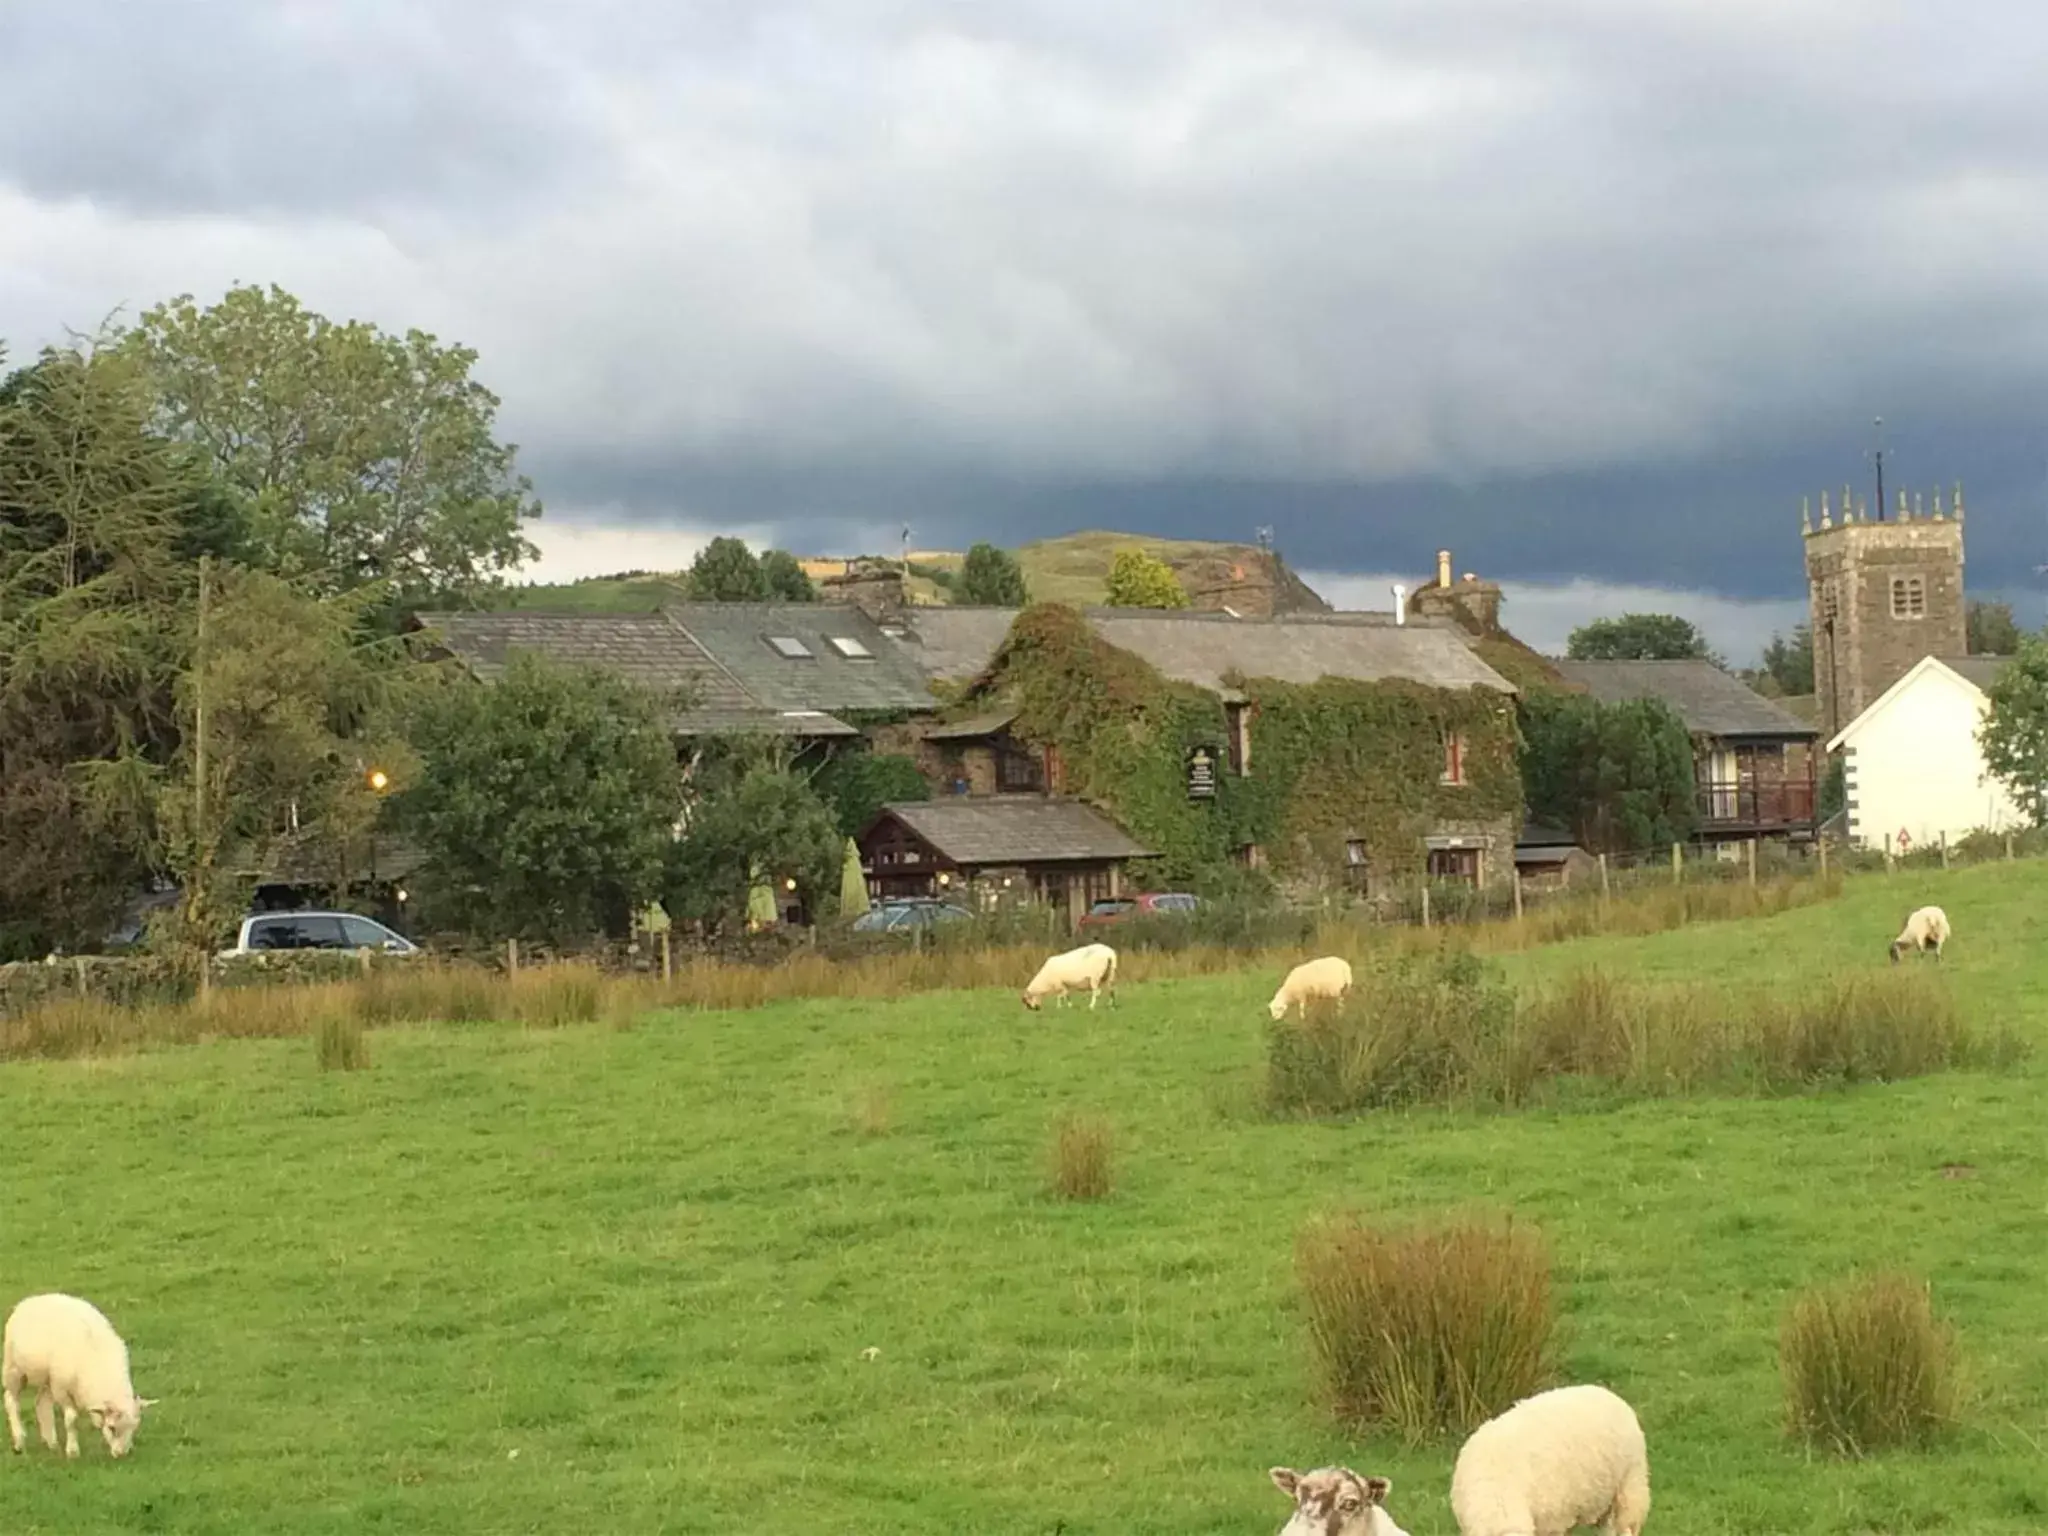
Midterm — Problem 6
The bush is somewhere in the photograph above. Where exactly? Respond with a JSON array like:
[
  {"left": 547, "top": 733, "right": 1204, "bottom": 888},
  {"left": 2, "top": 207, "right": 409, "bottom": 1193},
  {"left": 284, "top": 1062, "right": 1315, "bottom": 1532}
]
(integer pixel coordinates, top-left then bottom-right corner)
[
  {"left": 1781, "top": 1272, "right": 1958, "bottom": 1455},
  {"left": 313, "top": 1010, "right": 369, "bottom": 1072},
  {"left": 1297, "top": 1212, "right": 1556, "bottom": 1441},
  {"left": 1047, "top": 1112, "right": 1115, "bottom": 1201},
  {"left": 1266, "top": 950, "right": 1515, "bottom": 1116},
  {"left": 1268, "top": 957, "right": 2014, "bottom": 1116}
]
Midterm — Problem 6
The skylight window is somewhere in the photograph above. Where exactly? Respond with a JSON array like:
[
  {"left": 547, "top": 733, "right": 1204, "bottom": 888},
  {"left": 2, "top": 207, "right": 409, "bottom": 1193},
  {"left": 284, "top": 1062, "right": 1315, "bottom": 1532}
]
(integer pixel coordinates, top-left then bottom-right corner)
[
  {"left": 827, "top": 636, "right": 875, "bottom": 660},
  {"left": 765, "top": 635, "right": 814, "bottom": 659}
]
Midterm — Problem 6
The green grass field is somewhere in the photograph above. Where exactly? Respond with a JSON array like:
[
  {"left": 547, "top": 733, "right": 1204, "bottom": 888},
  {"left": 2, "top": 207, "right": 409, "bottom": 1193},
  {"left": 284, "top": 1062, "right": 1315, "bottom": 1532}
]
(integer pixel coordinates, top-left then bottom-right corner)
[{"left": 6, "top": 862, "right": 2048, "bottom": 1534}]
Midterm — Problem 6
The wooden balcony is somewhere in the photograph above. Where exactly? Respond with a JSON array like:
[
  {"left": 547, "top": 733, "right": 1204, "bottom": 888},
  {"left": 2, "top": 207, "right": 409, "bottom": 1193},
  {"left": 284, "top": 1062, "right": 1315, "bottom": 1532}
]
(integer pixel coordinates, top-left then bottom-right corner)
[{"left": 1695, "top": 778, "right": 1816, "bottom": 830}]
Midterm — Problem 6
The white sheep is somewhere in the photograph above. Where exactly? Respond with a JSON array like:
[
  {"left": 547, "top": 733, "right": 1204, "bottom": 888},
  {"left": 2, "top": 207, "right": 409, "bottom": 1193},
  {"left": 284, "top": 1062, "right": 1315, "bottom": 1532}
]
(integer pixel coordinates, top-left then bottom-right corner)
[
  {"left": 1267, "top": 955, "right": 1354, "bottom": 1021},
  {"left": 3, "top": 1293, "right": 155, "bottom": 1460},
  {"left": 1889, "top": 905, "right": 1951, "bottom": 964},
  {"left": 1449, "top": 1382, "right": 1649, "bottom": 1536},
  {"left": 1020, "top": 942, "right": 1119, "bottom": 1011},
  {"left": 1270, "top": 1466, "right": 1411, "bottom": 1536}
]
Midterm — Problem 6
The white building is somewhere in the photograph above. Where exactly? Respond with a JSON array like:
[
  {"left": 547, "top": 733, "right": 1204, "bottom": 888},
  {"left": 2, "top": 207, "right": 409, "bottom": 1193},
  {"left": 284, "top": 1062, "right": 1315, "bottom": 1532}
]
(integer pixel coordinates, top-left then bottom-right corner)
[{"left": 1828, "top": 655, "right": 2023, "bottom": 853}]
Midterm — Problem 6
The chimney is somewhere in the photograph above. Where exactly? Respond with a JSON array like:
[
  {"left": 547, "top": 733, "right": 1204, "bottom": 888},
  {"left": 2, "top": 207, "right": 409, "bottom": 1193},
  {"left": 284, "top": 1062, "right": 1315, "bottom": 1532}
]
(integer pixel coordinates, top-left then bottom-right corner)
[
  {"left": 1436, "top": 549, "right": 1452, "bottom": 588},
  {"left": 1391, "top": 583, "right": 1406, "bottom": 624}
]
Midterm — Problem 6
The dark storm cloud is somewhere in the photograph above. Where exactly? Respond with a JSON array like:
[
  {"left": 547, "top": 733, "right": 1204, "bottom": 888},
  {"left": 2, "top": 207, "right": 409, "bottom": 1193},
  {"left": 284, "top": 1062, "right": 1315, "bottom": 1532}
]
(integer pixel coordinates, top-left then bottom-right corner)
[{"left": 4, "top": 1, "right": 2046, "bottom": 607}]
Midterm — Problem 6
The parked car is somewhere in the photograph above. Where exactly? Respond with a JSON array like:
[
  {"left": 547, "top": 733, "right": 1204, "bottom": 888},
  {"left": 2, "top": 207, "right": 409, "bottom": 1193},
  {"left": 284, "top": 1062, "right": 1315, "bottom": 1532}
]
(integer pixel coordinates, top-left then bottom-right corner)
[
  {"left": 850, "top": 897, "right": 974, "bottom": 934},
  {"left": 218, "top": 911, "right": 420, "bottom": 959},
  {"left": 1076, "top": 892, "right": 1201, "bottom": 930}
]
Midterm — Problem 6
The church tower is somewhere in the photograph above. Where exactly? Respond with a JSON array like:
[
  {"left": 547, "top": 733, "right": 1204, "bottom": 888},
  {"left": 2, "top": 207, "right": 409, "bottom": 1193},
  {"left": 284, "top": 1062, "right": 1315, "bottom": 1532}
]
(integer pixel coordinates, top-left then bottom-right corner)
[{"left": 1802, "top": 484, "right": 1967, "bottom": 742}]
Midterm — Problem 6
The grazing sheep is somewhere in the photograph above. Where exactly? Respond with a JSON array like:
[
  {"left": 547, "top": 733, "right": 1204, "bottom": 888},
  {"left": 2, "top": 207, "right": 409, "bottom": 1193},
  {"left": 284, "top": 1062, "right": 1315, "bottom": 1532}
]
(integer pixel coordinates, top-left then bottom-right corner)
[
  {"left": 1449, "top": 1383, "right": 1649, "bottom": 1536},
  {"left": 1021, "top": 942, "right": 1119, "bottom": 1011},
  {"left": 1270, "top": 1466, "right": 1411, "bottom": 1536},
  {"left": 4, "top": 1293, "right": 155, "bottom": 1460},
  {"left": 1268, "top": 955, "right": 1354, "bottom": 1021},
  {"left": 1889, "top": 905, "right": 1951, "bottom": 964}
]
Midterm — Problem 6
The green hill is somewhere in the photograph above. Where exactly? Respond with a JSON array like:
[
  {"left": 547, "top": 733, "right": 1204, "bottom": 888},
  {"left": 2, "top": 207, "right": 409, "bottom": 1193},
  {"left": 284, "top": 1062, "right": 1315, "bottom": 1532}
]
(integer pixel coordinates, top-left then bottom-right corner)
[{"left": 487, "top": 531, "right": 1332, "bottom": 616}]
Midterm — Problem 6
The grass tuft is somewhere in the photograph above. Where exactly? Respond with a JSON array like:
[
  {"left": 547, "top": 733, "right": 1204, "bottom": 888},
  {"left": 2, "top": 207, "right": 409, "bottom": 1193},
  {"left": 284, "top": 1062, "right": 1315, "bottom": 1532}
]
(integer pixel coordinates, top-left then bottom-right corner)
[
  {"left": 1269, "top": 955, "right": 2016, "bottom": 1115},
  {"left": 1781, "top": 1271, "right": 1959, "bottom": 1456},
  {"left": 1047, "top": 1111, "right": 1115, "bottom": 1201},
  {"left": 1297, "top": 1211, "right": 1556, "bottom": 1441},
  {"left": 313, "top": 1009, "right": 370, "bottom": 1072},
  {"left": 849, "top": 1081, "right": 895, "bottom": 1138}
]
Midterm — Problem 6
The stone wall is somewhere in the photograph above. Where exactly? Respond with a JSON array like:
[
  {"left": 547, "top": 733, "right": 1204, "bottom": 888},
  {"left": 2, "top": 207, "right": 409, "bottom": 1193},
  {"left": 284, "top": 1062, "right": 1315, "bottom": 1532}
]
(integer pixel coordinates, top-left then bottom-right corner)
[{"left": 1804, "top": 503, "right": 1966, "bottom": 740}]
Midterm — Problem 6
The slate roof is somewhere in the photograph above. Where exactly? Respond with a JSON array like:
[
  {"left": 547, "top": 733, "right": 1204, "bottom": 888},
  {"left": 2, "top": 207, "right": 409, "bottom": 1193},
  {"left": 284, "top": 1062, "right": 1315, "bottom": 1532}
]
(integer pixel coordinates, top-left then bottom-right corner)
[
  {"left": 1550, "top": 660, "right": 1817, "bottom": 739},
  {"left": 922, "top": 708, "right": 1020, "bottom": 741},
  {"left": 1937, "top": 655, "right": 2012, "bottom": 691},
  {"left": 865, "top": 798, "right": 1157, "bottom": 865},
  {"left": 411, "top": 603, "right": 934, "bottom": 737},
  {"left": 894, "top": 607, "right": 1515, "bottom": 696},
  {"left": 662, "top": 603, "right": 937, "bottom": 714}
]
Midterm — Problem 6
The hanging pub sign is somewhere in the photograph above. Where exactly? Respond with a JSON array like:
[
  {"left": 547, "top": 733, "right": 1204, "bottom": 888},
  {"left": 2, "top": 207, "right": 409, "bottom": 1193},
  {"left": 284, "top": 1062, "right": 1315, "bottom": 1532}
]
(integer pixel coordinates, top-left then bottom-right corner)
[{"left": 1185, "top": 743, "right": 1219, "bottom": 800}]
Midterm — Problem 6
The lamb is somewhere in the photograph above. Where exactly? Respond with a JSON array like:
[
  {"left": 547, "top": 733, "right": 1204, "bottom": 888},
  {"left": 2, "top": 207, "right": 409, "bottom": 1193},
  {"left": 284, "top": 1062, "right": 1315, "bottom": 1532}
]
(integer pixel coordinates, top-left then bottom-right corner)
[
  {"left": 4, "top": 1293, "right": 154, "bottom": 1460},
  {"left": 1267, "top": 955, "right": 1354, "bottom": 1021},
  {"left": 1270, "top": 1466, "right": 1411, "bottom": 1536},
  {"left": 1020, "top": 942, "right": 1119, "bottom": 1011},
  {"left": 1449, "top": 1382, "right": 1649, "bottom": 1536},
  {"left": 1889, "top": 905, "right": 1951, "bottom": 964}
]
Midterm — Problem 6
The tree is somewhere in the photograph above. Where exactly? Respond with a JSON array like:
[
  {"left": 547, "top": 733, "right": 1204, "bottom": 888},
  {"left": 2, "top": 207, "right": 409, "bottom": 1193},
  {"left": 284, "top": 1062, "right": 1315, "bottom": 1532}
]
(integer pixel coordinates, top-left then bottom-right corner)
[
  {"left": 1759, "top": 624, "right": 1815, "bottom": 695},
  {"left": 1976, "top": 636, "right": 2048, "bottom": 827},
  {"left": 811, "top": 748, "right": 930, "bottom": 836},
  {"left": 664, "top": 765, "right": 843, "bottom": 932},
  {"left": 0, "top": 339, "right": 195, "bottom": 956},
  {"left": 125, "top": 283, "right": 540, "bottom": 609},
  {"left": 138, "top": 566, "right": 425, "bottom": 968},
  {"left": 396, "top": 653, "right": 680, "bottom": 941},
  {"left": 685, "top": 536, "right": 769, "bottom": 600},
  {"left": 1520, "top": 691, "right": 1698, "bottom": 853},
  {"left": 958, "top": 542, "right": 1029, "bottom": 606},
  {"left": 1566, "top": 613, "right": 1712, "bottom": 662},
  {"left": 1104, "top": 547, "right": 1190, "bottom": 609},
  {"left": 1968, "top": 600, "right": 2022, "bottom": 656},
  {"left": 759, "top": 549, "right": 817, "bottom": 602}
]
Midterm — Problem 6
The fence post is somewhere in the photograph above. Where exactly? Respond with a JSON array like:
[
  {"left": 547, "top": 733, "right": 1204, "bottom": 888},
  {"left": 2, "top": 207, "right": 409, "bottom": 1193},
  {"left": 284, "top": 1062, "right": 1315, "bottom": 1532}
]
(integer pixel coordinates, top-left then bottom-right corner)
[
  {"left": 74, "top": 957, "right": 89, "bottom": 997},
  {"left": 1818, "top": 838, "right": 1828, "bottom": 879},
  {"left": 1598, "top": 852, "right": 1610, "bottom": 898},
  {"left": 660, "top": 931, "right": 673, "bottom": 982},
  {"left": 1940, "top": 831, "right": 1950, "bottom": 869},
  {"left": 1421, "top": 884, "right": 1431, "bottom": 930},
  {"left": 506, "top": 937, "right": 520, "bottom": 976},
  {"left": 1671, "top": 841, "right": 1683, "bottom": 885},
  {"left": 2006, "top": 831, "right": 2015, "bottom": 861},
  {"left": 1512, "top": 869, "right": 1524, "bottom": 920},
  {"left": 1746, "top": 838, "right": 1757, "bottom": 887},
  {"left": 358, "top": 948, "right": 373, "bottom": 977}
]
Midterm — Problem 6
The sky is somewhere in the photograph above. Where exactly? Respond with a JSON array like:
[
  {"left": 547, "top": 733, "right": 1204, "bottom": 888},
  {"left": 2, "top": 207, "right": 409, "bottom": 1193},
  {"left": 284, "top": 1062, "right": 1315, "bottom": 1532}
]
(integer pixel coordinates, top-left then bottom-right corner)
[{"left": 4, "top": 2, "right": 2046, "bottom": 662}]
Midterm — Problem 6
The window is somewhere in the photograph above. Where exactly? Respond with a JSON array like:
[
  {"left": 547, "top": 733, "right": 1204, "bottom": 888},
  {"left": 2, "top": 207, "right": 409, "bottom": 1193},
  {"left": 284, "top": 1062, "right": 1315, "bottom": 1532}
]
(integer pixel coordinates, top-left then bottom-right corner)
[
  {"left": 826, "top": 636, "right": 874, "bottom": 660},
  {"left": 1890, "top": 576, "right": 1926, "bottom": 619},
  {"left": 1440, "top": 730, "right": 1467, "bottom": 786},
  {"left": 765, "top": 635, "right": 814, "bottom": 659},
  {"left": 339, "top": 916, "right": 403, "bottom": 950},
  {"left": 996, "top": 741, "right": 1046, "bottom": 794},
  {"left": 249, "top": 915, "right": 349, "bottom": 951},
  {"left": 1427, "top": 847, "right": 1481, "bottom": 886}
]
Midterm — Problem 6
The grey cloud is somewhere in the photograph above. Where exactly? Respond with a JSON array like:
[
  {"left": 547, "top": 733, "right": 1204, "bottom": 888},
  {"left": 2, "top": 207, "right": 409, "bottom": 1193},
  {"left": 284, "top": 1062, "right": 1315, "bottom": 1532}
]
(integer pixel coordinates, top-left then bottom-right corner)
[{"left": 3, "top": 1, "right": 2045, "bottom": 608}]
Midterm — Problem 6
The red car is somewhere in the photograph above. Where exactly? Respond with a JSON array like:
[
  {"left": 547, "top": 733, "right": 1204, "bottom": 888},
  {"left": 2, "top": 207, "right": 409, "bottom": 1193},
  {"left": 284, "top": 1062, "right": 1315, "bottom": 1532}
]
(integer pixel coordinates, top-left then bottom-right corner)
[{"left": 1076, "top": 892, "right": 1201, "bottom": 929}]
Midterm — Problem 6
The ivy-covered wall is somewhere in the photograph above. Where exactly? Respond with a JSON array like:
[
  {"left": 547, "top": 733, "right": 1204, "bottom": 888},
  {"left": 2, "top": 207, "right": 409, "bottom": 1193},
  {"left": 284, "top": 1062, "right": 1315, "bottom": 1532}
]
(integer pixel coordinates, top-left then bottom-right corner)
[{"left": 972, "top": 605, "right": 1523, "bottom": 888}]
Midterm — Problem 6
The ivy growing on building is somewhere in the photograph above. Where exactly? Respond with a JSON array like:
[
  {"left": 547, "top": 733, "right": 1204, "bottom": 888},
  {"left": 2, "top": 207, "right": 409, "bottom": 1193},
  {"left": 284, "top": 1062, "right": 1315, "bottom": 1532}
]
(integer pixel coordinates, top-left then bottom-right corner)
[{"left": 976, "top": 605, "right": 1522, "bottom": 886}]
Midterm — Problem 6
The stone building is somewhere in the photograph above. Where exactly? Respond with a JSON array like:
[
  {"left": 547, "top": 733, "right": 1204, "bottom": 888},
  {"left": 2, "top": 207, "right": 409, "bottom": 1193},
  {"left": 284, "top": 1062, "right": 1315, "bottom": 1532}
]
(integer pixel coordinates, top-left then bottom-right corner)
[{"left": 1802, "top": 485, "right": 1968, "bottom": 743}]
